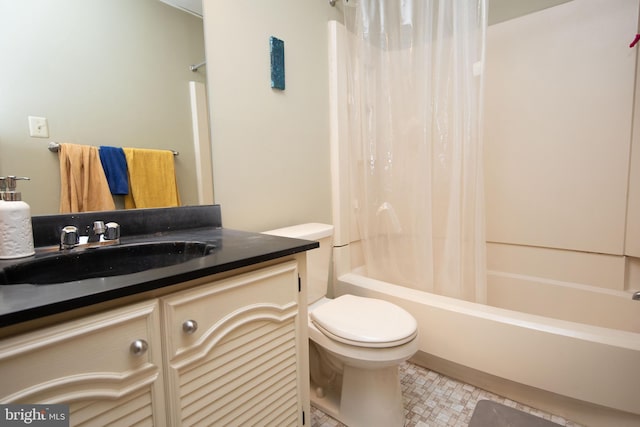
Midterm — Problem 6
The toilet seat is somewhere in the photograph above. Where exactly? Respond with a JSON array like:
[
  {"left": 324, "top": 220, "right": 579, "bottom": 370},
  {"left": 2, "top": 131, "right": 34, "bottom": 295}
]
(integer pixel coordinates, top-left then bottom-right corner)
[{"left": 310, "top": 295, "right": 417, "bottom": 348}]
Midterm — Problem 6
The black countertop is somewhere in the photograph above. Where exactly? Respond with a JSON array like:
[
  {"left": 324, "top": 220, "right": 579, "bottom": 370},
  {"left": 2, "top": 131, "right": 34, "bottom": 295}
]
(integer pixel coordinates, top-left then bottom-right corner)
[{"left": 0, "top": 205, "right": 318, "bottom": 327}]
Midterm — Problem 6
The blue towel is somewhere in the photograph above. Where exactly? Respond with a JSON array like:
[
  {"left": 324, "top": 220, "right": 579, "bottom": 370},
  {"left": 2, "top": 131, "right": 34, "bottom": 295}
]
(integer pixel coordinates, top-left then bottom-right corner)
[{"left": 98, "top": 146, "right": 129, "bottom": 195}]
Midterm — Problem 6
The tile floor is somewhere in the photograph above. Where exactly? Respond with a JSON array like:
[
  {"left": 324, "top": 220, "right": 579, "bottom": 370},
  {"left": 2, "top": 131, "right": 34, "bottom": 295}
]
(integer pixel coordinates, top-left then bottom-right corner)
[{"left": 310, "top": 361, "right": 584, "bottom": 427}]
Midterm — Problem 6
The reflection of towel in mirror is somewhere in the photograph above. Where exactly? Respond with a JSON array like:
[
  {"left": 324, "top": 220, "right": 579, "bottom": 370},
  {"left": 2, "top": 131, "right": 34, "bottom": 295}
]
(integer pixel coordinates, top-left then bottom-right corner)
[
  {"left": 58, "top": 143, "right": 116, "bottom": 213},
  {"left": 123, "top": 148, "right": 181, "bottom": 209},
  {"left": 99, "top": 146, "right": 129, "bottom": 195}
]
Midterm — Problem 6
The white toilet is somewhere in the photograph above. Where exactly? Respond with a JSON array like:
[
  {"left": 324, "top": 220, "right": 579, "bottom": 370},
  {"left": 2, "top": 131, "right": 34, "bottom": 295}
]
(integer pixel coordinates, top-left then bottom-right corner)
[{"left": 264, "top": 223, "right": 418, "bottom": 427}]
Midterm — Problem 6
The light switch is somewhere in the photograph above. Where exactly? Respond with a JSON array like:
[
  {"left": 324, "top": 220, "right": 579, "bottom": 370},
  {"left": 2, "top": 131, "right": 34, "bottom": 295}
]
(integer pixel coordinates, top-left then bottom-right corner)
[{"left": 28, "top": 116, "right": 49, "bottom": 138}]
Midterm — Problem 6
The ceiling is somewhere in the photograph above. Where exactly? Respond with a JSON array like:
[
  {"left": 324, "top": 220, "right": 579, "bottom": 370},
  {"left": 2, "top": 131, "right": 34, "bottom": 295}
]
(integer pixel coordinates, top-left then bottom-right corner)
[
  {"left": 156, "top": 0, "right": 575, "bottom": 27},
  {"left": 488, "top": 0, "right": 573, "bottom": 25},
  {"left": 158, "top": 0, "right": 202, "bottom": 17}
]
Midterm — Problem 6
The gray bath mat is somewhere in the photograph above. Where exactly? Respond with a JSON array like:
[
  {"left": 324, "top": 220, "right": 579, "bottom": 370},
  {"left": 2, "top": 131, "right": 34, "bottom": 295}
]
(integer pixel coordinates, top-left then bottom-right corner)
[{"left": 468, "top": 400, "right": 562, "bottom": 427}]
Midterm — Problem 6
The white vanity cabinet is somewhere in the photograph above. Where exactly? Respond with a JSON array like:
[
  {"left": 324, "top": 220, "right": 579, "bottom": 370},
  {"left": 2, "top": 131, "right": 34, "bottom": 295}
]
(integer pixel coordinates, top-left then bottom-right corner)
[
  {"left": 162, "top": 261, "right": 303, "bottom": 426},
  {"left": 0, "top": 299, "right": 166, "bottom": 426},
  {"left": 0, "top": 258, "right": 309, "bottom": 427},
  {"left": 161, "top": 260, "right": 304, "bottom": 426}
]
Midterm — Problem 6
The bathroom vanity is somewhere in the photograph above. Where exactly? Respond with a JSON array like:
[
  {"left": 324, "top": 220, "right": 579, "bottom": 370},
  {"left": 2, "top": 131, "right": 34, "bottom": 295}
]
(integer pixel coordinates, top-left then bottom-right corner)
[{"left": 0, "top": 205, "right": 316, "bottom": 426}]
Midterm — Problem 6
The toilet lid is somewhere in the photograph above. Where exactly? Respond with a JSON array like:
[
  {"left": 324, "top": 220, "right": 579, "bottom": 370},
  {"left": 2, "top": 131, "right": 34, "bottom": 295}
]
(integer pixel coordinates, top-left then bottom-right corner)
[{"left": 310, "top": 295, "right": 417, "bottom": 348}]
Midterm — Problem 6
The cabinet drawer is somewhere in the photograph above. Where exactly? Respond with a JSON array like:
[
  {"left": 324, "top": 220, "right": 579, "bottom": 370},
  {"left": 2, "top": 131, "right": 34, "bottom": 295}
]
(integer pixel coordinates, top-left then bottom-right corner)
[
  {"left": 0, "top": 299, "right": 162, "bottom": 404},
  {"left": 162, "top": 261, "right": 299, "bottom": 361}
]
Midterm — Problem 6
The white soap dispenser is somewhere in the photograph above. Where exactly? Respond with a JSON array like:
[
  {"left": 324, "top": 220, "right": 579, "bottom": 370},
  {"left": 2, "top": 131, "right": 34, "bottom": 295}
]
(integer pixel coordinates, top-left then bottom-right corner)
[{"left": 0, "top": 176, "right": 35, "bottom": 259}]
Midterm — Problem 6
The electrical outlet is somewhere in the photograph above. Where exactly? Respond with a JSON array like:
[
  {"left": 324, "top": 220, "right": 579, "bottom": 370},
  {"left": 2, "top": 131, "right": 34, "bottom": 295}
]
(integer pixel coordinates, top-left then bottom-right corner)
[{"left": 28, "top": 116, "right": 49, "bottom": 138}]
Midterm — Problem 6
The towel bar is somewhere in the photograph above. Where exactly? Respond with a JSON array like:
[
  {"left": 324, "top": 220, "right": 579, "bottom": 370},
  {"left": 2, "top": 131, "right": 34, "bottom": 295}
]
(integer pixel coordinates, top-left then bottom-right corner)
[
  {"left": 190, "top": 60, "right": 206, "bottom": 72},
  {"left": 47, "top": 141, "right": 179, "bottom": 156}
]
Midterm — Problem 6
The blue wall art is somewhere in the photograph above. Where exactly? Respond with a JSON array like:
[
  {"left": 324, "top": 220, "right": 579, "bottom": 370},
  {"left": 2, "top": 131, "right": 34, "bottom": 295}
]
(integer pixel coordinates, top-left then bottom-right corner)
[{"left": 270, "top": 36, "right": 285, "bottom": 90}]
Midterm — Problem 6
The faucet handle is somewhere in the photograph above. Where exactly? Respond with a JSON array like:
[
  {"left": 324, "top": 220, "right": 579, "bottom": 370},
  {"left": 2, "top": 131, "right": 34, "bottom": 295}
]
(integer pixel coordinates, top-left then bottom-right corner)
[
  {"left": 104, "top": 222, "right": 120, "bottom": 241},
  {"left": 60, "top": 225, "right": 79, "bottom": 249},
  {"left": 93, "top": 221, "right": 106, "bottom": 235}
]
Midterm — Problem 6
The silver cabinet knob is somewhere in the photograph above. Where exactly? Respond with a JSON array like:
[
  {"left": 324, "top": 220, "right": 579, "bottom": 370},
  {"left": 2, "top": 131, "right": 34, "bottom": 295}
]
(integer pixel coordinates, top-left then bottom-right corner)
[
  {"left": 130, "top": 339, "right": 149, "bottom": 356},
  {"left": 182, "top": 319, "right": 198, "bottom": 334}
]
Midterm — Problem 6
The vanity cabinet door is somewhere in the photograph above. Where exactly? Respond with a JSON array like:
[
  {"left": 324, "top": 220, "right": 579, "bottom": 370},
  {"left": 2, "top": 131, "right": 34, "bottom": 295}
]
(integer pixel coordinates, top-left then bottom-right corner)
[
  {"left": 0, "top": 300, "right": 166, "bottom": 427},
  {"left": 161, "top": 260, "right": 302, "bottom": 427}
]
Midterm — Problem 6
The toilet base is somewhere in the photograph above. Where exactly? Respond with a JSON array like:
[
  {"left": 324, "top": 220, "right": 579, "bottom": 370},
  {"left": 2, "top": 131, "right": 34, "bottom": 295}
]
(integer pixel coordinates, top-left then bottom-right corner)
[
  {"left": 310, "top": 365, "right": 404, "bottom": 427},
  {"left": 310, "top": 380, "right": 341, "bottom": 421}
]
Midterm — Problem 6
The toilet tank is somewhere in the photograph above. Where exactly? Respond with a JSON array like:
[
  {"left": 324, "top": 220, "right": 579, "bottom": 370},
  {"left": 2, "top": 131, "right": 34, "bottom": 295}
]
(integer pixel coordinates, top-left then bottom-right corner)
[{"left": 263, "top": 223, "right": 334, "bottom": 305}]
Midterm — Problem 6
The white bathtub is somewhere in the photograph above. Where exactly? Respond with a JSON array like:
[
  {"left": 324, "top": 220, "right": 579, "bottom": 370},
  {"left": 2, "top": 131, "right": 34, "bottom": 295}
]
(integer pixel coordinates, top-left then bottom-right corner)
[
  {"left": 332, "top": 252, "right": 640, "bottom": 427},
  {"left": 326, "top": 18, "right": 640, "bottom": 426}
]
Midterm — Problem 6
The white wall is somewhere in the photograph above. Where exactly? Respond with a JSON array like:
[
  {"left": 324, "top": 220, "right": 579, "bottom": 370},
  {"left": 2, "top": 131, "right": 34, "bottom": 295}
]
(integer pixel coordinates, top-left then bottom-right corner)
[
  {"left": 484, "top": 0, "right": 640, "bottom": 303},
  {"left": 0, "top": 0, "right": 206, "bottom": 214},
  {"left": 203, "top": 0, "right": 342, "bottom": 232}
]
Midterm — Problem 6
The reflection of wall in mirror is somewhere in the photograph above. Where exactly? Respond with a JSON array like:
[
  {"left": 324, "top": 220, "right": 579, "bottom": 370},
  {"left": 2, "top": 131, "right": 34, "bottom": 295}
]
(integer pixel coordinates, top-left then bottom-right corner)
[{"left": 0, "top": 0, "right": 207, "bottom": 215}]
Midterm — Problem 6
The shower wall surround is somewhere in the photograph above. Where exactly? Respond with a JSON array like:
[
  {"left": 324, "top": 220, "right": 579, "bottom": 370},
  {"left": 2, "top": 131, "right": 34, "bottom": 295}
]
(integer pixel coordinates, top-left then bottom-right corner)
[{"left": 484, "top": 0, "right": 640, "bottom": 307}]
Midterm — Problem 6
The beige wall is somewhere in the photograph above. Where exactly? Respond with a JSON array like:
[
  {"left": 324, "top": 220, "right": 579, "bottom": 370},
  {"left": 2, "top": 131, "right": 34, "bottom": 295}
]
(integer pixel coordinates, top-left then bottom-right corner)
[
  {"left": 627, "top": 11, "right": 640, "bottom": 258},
  {"left": 204, "top": 0, "right": 640, "bottom": 301},
  {"left": 484, "top": 0, "right": 640, "bottom": 300},
  {"left": 488, "top": 0, "right": 573, "bottom": 25},
  {"left": 0, "top": 0, "right": 206, "bottom": 214},
  {"left": 203, "top": 0, "right": 342, "bottom": 232}
]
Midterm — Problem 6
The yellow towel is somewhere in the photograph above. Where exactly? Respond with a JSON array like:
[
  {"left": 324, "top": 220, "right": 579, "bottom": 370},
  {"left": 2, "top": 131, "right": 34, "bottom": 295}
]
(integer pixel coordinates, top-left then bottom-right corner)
[
  {"left": 123, "top": 148, "right": 181, "bottom": 209},
  {"left": 58, "top": 143, "right": 116, "bottom": 213}
]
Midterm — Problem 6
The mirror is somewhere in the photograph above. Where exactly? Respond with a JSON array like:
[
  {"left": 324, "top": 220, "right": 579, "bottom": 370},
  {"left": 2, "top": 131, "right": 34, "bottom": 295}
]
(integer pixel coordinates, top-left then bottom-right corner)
[{"left": 0, "top": 0, "right": 207, "bottom": 215}]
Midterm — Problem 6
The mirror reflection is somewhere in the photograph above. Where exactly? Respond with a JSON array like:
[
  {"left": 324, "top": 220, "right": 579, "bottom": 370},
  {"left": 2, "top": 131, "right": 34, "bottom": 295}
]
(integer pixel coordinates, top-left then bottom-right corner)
[{"left": 0, "top": 0, "right": 207, "bottom": 215}]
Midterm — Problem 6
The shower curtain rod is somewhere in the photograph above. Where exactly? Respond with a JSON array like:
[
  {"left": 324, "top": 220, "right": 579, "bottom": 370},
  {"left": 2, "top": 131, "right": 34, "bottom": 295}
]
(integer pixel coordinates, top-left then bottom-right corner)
[{"left": 47, "top": 141, "right": 179, "bottom": 156}]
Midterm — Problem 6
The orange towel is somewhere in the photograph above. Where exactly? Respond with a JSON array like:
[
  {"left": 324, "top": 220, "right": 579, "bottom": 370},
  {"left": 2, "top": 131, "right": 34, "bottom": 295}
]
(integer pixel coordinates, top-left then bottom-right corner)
[
  {"left": 123, "top": 148, "right": 181, "bottom": 209},
  {"left": 58, "top": 143, "right": 116, "bottom": 213}
]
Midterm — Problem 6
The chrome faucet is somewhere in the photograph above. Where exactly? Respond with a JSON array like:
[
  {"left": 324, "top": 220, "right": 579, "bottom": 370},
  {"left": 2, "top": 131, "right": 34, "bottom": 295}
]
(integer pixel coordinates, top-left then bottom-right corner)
[
  {"left": 60, "top": 221, "right": 120, "bottom": 250},
  {"left": 633, "top": 291, "right": 640, "bottom": 301},
  {"left": 87, "top": 221, "right": 106, "bottom": 243}
]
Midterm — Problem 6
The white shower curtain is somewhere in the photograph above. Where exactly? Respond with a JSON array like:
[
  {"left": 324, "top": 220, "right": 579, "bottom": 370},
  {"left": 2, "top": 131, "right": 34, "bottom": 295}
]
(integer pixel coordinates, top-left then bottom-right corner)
[{"left": 344, "top": 0, "right": 487, "bottom": 302}]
